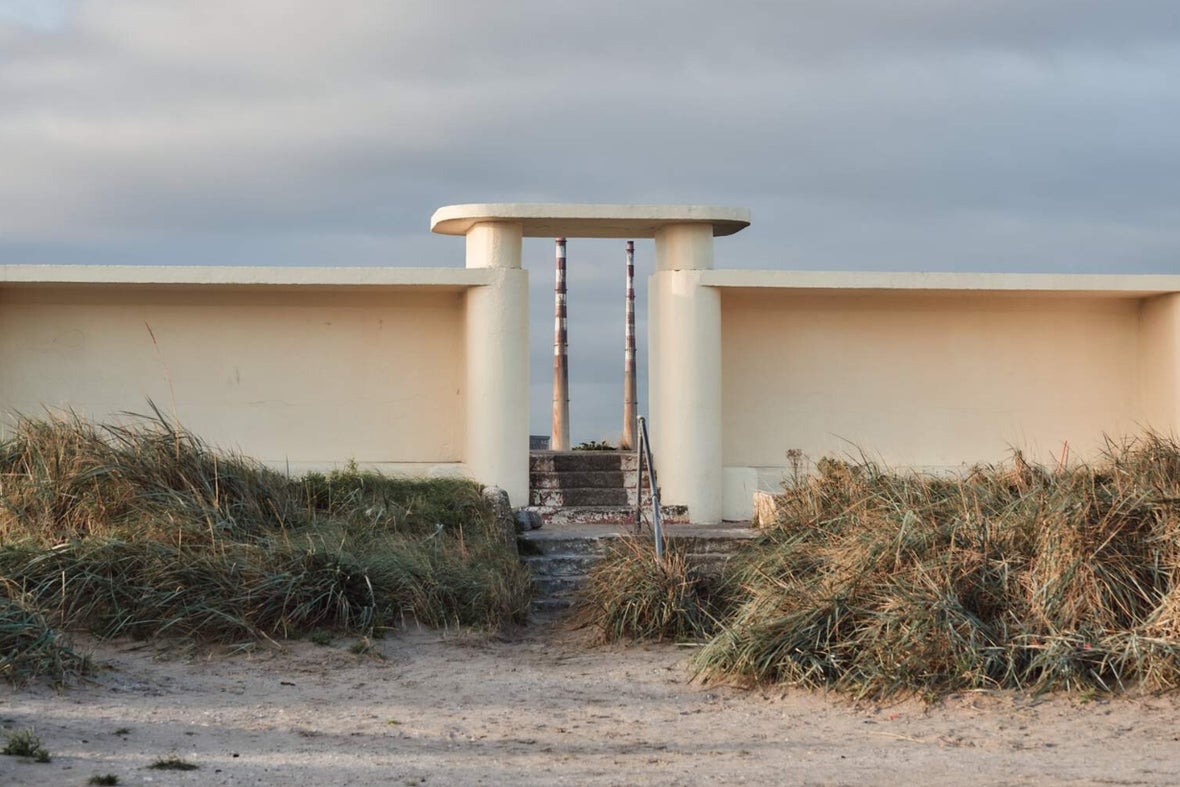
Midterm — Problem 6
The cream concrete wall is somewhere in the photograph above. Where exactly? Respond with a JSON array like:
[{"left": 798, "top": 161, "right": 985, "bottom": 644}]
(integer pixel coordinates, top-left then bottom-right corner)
[
  {"left": 0, "top": 283, "right": 468, "bottom": 474},
  {"left": 1140, "top": 293, "right": 1180, "bottom": 434},
  {"left": 648, "top": 268, "right": 1180, "bottom": 523},
  {"left": 719, "top": 288, "right": 1157, "bottom": 492}
]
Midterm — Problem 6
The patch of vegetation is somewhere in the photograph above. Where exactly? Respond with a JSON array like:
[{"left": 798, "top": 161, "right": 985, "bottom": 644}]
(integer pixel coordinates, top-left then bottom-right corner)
[
  {"left": 572, "top": 440, "right": 616, "bottom": 451},
  {"left": 0, "top": 410, "right": 531, "bottom": 669},
  {"left": 149, "top": 755, "right": 198, "bottom": 771},
  {"left": 2, "top": 727, "right": 50, "bottom": 762},
  {"left": 0, "top": 596, "right": 89, "bottom": 686},
  {"left": 579, "top": 435, "right": 1180, "bottom": 700},
  {"left": 573, "top": 537, "right": 725, "bottom": 643},
  {"left": 88, "top": 774, "right": 119, "bottom": 785},
  {"left": 349, "top": 636, "right": 377, "bottom": 656}
]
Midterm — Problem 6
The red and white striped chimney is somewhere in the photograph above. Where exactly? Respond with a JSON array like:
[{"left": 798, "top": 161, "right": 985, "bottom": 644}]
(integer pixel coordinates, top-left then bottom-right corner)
[{"left": 551, "top": 237, "right": 570, "bottom": 451}]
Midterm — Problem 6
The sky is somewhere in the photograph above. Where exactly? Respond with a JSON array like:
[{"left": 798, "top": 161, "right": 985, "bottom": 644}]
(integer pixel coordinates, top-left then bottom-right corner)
[{"left": 2, "top": 1, "right": 1179, "bottom": 443}]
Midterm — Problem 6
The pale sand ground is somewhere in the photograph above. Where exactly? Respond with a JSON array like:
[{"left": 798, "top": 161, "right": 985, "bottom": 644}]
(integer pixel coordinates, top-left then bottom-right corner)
[{"left": 2, "top": 624, "right": 1178, "bottom": 786}]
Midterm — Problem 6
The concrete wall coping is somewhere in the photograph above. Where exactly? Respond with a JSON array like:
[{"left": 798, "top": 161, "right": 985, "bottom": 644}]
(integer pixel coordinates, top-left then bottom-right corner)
[
  {"left": 430, "top": 203, "right": 751, "bottom": 238},
  {"left": 0, "top": 265, "right": 497, "bottom": 290},
  {"left": 699, "top": 269, "right": 1180, "bottom": 297}
]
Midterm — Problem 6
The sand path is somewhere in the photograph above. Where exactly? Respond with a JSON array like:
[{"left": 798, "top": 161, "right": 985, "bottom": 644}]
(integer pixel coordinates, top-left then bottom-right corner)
[{"left": 2, "top": 624, "right": 1177, "bottom": 785}]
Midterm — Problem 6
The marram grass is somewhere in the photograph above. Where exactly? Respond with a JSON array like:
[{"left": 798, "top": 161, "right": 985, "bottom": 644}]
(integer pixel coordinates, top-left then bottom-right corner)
[
  {"left": 0, "top": 595, "right": 89, "bottom": 687},
  {"left": 572, "top": 537, "right": 723, "bottom": 643},
  {"left": 0, "top": 410, "right": 530, "bottom": 674},
  {"left": 579, "top": 435, "right": 1180, "bottom": 699}
]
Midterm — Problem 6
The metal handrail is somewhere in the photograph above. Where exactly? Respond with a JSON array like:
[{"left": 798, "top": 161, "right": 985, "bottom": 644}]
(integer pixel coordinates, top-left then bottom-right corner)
[{"left": 635, "top": 415, "right": 664, "bottom": 563}]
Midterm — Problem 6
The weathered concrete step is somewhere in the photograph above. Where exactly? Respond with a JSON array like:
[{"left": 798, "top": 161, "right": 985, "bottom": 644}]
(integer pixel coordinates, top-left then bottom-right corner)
[
  {"left": 526, "top": 504, "right": 690, "bottom": 527},
  {"left": 519, "top": 523, "right": 758, "bottom": 621},
  {"left": 529, "top": 488, "right": 630, "bottom": 507},
  {"left": 518, "top": 534, "right": 615, "bottom": 557},
  {"left": 529, "top": 470, "right": 631, "bottom": 489},
  {"left": 531, "top": 574, "right": 587, "bottom": 596},
  {"left": 530, "top": 596, "right": 576, "bottom": 617},
  {"left": 528, "top": 487, "right": 665, "bottom": 509},
  {"left": 530, "top": 451, "right": 638, "bottom": 473},
  {"left": 668, "top": 538, "right": 751, "bottom": 556},
  {"left": 528, "top": 557, "right": 736, "bottom": 589},
  {"left": 530, "top": 505, "right": 637, "bottom": 526},
  {"left": 521, "top": 553, "right": 601, "bottom": 576}
]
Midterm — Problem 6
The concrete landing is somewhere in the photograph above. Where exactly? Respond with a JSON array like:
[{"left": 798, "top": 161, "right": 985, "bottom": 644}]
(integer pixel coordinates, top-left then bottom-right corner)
[{"left": 519, "top": 521, "right": 759, "bottom": 542}]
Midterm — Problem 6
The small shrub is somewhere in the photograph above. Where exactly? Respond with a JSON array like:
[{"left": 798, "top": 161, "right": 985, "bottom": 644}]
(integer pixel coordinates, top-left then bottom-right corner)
[
  {"left": 573, "top": 440, "right": 616, "bottom": 451},
  {"left": 2, "top": 728, "right": 50, "bottom": 762},
  {"left": 573, "top": 537, "right": 722, "bottom": 643},
  {"left": 89, "top": 774, "right": 120, "bottom": 785},
  {"left": 149, "top": 755, "right": 198, "bottom": 771},
  {"left": 0, "top": 596, "right": 89, "bottom": 686}
]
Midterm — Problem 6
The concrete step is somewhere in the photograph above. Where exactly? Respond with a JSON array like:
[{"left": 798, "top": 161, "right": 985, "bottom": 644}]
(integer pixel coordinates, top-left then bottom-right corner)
[
  {"left": 519, "top": 523, "right": 758, "bottom": 622},
  {"left": 518, "top": 533, "right": 615, "bottom": 557},
  {"left": 528, "top": 485, "right": 663, "bottom": 508},
  {"left": 531, "top": 574, "right": 586, "bottom": 597},
  {"left": 530, "top": 451, "right": 638, "bottom": 473},
  {"left": 528, "top": 450, "right": 668, "bottom": 525},
  {"left": 530, "top": 596, "right": 577, "bottom": 617},
  {"left": 526, "top": 504, "right": 689, "bottom": 527},
  {"left": 521, "top": 553, "right": 601, "bottom": 576},
  {"left": 529, "top": 470, "right": 636, "bottom": 489},
  {"left": 528, "top": 487, "right": 631, "bottom": 507}
]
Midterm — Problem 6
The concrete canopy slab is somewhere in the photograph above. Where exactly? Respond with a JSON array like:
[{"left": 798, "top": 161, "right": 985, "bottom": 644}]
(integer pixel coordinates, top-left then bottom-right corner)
[
  {"left": 0, "top": 265, "right": 497, "bottom": 291},
  {"left": 699, "top": 269, "right": 1180, "bottom": 298},
  {"left": 430, "top": 203, "right": 750, "bottom": 239}
]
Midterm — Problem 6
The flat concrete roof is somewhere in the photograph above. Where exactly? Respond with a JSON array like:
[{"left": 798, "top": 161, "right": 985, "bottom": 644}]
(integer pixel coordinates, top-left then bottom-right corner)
[
  {"left": 7, "top": 265, "right": 1178, "bottom": 298},
  {"left": 430, "top": 203, "right": 751, "bottom": 238},
  {"left": 700, "top": 269, "right": 1180, "bottom": 298},
  {"left": 0, "top": 265, "right": 497, "bottom": 290}
]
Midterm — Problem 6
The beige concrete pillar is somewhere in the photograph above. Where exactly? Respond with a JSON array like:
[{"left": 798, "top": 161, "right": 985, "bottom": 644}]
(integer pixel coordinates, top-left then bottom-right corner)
[
  {"left": 654, "top": 223, "right": 714, "bottom": 271},
  {"left": 465, "top": 222, "right": 523, "bottom": 269},
  {"left": 463, "top": 224, "right": 528, "bottom": 505},
  {"left": 650, "top": 223, "right": 722, "bottom": 524}
]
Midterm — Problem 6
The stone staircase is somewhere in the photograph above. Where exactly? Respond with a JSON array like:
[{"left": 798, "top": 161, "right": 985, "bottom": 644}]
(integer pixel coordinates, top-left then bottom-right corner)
[
  {"left": 519, "top": 450, "right": 756, "bottom": 617},
  {"left": 526, "top": 450, "right": 688, "bottom": 526},
  {"left": 519, "top": 524, "right": 757, "bottom": 617}
]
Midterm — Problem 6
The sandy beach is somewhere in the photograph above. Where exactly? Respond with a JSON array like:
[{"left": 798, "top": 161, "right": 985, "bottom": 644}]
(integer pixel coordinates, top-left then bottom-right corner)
[{"left": 2, "top": 623, "right": 1177, "bottom": 786}]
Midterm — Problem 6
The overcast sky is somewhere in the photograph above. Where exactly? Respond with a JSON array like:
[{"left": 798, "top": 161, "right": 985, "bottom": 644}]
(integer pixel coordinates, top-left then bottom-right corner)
[{"left": 2, "top": 1, "right": 1178, "bottom": 442}]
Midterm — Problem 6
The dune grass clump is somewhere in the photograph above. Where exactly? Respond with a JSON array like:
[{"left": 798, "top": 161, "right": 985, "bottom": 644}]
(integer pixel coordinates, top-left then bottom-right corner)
[
  {"left": 0, "top": 595, "right": 89, "bottom": 687},
  {"left": 690, "top": 438, "right": 1180, "bottom": 698},
  {"left": 0, "top": 411, "right": 530, "bottom": 658},
  {"left": 2, "top": 727, "right": 50, "bottom": 762},
  {"left": 148, "top": 755, "right": 198, "bottom": 771},
  {"left": 573, "top": 537, "right": 722, "bottom": 643}
]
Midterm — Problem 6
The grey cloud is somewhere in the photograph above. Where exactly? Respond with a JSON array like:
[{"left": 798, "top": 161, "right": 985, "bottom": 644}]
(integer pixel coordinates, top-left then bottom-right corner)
[{"left": 2, "top": 0, "right": 1179, "bottom": 439}]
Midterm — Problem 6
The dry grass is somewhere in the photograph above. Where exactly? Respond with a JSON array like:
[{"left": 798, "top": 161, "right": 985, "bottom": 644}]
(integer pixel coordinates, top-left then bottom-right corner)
[
  {"left": 690, "top": 438, "right": 1180, "bottom": 698},
  {"left": 0, "top": 596, "right": 89, "bottom": 686},
  {"left": 572, "top": 537, "right": 722, "bottom": 643},
  {"left": 0, "top": 410, "right": 530, "bottom": 668},
  {"left": 577, "top": 435, "right": 1180, "bottom": 698}
]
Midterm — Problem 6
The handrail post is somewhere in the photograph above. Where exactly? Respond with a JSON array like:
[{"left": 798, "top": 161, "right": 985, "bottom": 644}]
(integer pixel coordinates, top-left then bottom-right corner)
[
  {"left": 637, "top": 415, "right": 664, "bottom": 564},
  {"left": 634, "top": 424, "right": 643, "bottom": 535}
]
